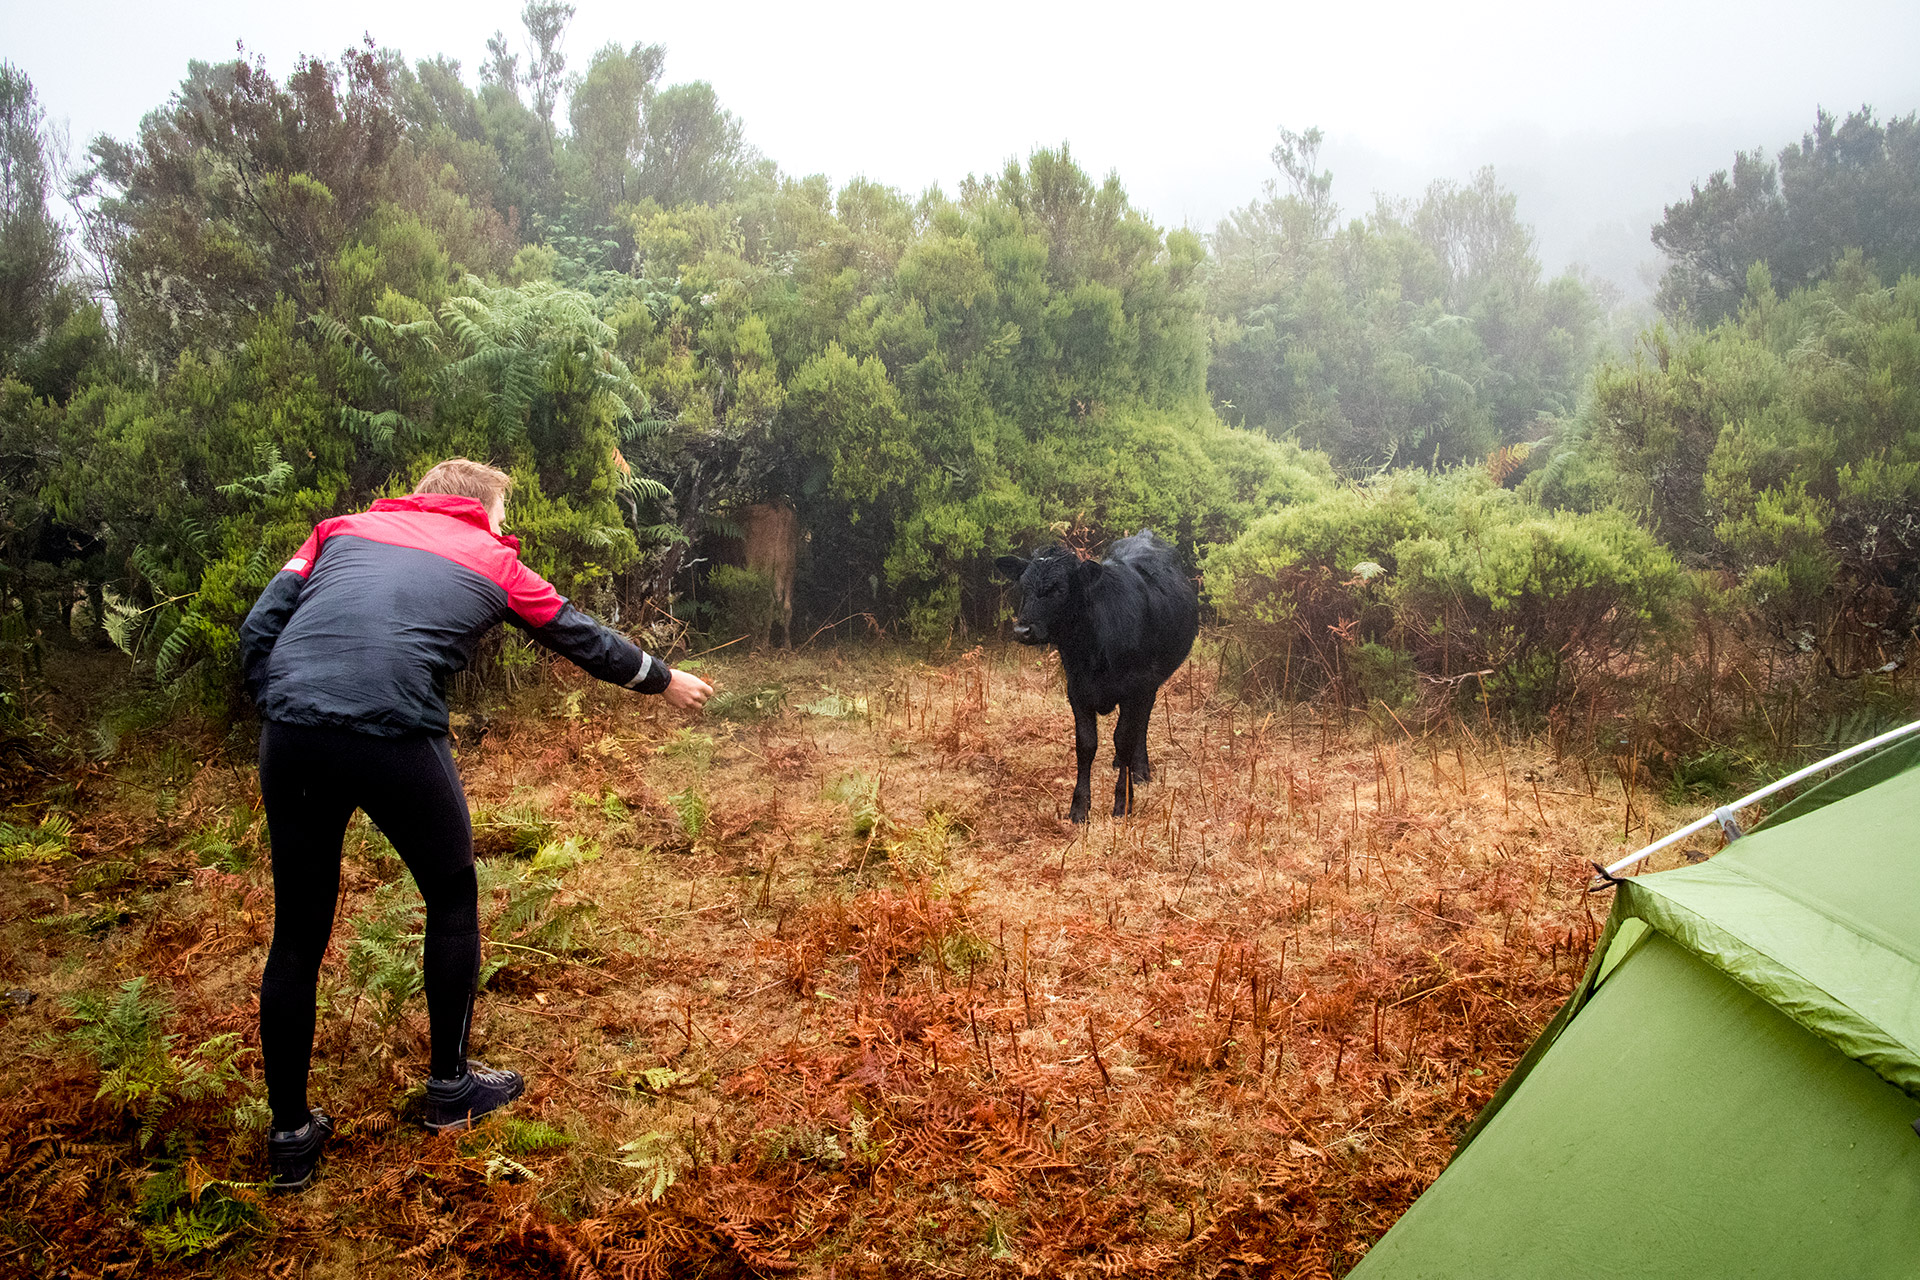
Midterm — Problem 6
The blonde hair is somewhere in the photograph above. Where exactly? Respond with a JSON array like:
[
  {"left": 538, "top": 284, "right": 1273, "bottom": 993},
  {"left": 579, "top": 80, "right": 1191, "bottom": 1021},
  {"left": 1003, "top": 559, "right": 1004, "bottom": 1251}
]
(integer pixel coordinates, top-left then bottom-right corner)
[{"left": 413, "top": 458, "right": 513, "bottom": 508}]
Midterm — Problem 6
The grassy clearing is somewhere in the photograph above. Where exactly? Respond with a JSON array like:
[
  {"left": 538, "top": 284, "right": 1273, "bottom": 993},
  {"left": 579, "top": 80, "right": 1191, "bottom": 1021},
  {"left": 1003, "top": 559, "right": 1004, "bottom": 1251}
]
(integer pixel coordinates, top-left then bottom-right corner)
[{"left": 0, "top": 639, "right": 1708, "bottom": 1277}]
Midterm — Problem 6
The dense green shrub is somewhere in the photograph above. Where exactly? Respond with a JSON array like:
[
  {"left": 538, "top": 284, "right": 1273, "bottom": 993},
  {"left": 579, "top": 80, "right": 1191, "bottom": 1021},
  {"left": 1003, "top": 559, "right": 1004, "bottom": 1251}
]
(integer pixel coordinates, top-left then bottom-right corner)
[
  {"left": 1206, "top": 470, "right": 1679, "bottom": 719},
  {"left": 1532, "top": 260, "right": 1920, "bottom": 742},
  {"left": 1202, "top": 473, "right": 1422, "bottom": 698},
  {"left": 1391, "top": 488, "right": 1680, "bottom": 717}
]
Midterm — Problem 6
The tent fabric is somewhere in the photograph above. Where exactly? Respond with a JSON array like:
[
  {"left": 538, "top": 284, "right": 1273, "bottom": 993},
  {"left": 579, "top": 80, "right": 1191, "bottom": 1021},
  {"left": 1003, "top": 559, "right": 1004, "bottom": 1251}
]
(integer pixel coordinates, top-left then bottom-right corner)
[
  {"left": 1348, "top": 932, "right": 1920, "bottom": 1278},
  {"left": 1752, "top": 729, "right": 1920, "bottom": 832},
  {"left": 1618, "top": 859, "right": 1920, "bottom": 1098},
  {"left": 1632, "top": 763, "right": 1920, "bottom": 1099},
  {"left": 1349, "top": 741, "right": 1920, "bottom": 1277},
  {"left": 1454, "top": 756, "right": 1920, "bottom": 1153}
]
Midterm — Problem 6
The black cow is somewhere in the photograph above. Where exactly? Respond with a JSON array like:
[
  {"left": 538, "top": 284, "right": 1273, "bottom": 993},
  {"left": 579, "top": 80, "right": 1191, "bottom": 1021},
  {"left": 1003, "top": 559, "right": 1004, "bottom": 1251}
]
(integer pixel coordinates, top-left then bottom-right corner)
[{"left": 996, "top": 530, "right": 1199, "bottom": 822}]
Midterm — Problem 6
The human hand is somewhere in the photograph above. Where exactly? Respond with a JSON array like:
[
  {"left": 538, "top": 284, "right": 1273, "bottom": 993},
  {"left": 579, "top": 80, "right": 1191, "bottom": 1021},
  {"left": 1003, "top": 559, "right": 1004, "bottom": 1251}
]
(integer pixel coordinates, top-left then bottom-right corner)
[{"left": 662, "top": 668, "right": 713, "bottom": 711}]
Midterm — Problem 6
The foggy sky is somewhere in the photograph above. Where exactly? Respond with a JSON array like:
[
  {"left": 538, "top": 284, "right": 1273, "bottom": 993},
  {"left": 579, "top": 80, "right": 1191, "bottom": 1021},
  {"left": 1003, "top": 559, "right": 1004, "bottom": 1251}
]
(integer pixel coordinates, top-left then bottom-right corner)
[{"left": 6, "top": 0, "right": 1917, "bottom": 297}]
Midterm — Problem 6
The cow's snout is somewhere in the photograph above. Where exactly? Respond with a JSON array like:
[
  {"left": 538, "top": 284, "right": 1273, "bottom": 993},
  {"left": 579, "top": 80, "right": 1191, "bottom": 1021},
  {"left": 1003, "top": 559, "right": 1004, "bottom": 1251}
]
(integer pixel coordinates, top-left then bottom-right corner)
[{"left": 1012, "top": 622, "right": 1038, "bottom": 644}]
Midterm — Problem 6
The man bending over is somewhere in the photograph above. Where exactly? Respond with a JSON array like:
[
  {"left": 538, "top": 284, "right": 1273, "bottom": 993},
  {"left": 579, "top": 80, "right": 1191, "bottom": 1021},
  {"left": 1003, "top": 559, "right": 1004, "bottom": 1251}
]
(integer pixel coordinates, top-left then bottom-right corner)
[{"left": 240, "top": 459, "right": 711, "bottom": 1191}]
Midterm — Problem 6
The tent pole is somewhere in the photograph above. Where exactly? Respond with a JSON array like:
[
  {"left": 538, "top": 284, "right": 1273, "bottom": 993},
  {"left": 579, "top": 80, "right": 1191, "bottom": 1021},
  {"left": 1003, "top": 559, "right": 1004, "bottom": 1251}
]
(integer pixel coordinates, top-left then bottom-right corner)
[{"left": 1595, "top": 718, "right": 1920, "bottom": 884}]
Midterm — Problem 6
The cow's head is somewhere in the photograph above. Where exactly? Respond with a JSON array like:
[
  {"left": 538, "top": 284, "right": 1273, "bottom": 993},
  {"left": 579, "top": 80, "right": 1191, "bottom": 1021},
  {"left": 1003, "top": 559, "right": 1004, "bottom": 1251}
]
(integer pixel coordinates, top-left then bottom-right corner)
[{"left": 994, "top": 548, "right": 1101, "bottom": 645}]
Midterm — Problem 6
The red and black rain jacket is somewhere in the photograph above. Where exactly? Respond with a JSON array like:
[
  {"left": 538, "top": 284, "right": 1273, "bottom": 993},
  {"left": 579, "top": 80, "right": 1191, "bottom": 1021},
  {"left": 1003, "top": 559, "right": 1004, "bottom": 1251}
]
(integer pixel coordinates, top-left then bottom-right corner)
[{"left": 240, "top": 493, "right": 669, "bottom": 737}]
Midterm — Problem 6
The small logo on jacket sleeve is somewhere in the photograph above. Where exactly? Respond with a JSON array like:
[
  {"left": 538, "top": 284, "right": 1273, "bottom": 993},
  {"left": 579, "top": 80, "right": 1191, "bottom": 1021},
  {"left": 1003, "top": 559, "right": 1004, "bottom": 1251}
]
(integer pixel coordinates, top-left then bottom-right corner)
[{"left": 284, "top": 557, "right": 310, "bottom": 574}]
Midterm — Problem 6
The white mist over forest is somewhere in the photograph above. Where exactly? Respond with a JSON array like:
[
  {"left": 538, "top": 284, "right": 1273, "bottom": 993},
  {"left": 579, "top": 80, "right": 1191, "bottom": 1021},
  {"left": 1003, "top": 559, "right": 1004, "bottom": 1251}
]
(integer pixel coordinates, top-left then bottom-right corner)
[{"left": 7, "top": 0, "right": 1917, "bottom": 306}]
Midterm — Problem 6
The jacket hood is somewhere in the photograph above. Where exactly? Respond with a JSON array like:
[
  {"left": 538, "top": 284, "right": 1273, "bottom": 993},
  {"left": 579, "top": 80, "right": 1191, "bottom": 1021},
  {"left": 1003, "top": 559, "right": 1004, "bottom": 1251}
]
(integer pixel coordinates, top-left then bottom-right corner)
[{"left": 369, "top": 493, "right": 520, "bottom": 551}]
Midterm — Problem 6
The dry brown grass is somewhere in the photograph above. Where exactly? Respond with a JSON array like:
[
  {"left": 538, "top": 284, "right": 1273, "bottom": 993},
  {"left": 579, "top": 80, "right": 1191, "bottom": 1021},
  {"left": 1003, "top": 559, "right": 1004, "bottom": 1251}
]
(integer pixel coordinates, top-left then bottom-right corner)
[{"left": 0, "top": 638, "right": 1704, "bottom": 1278}]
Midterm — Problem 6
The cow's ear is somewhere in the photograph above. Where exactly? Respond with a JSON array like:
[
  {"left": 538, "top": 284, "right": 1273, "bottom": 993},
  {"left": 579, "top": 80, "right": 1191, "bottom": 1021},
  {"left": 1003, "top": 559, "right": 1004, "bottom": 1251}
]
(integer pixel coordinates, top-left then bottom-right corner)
[
  {"left": 994, "top": 556, "right": 1029, "bottom": 581},
  {"left": 1075, "top": 559, "right": 1104, "bottom": 586}
]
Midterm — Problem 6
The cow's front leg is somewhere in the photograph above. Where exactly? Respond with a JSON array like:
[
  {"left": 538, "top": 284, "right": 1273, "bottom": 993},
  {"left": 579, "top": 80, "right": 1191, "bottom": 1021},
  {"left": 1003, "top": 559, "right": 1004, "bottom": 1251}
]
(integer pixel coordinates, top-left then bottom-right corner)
[
  {"left": 1111, "top": 698, "right": 1146, "bottom": 816},
  {"left": 1070, "top": 702, "right": 1098, "bottom": 823}
]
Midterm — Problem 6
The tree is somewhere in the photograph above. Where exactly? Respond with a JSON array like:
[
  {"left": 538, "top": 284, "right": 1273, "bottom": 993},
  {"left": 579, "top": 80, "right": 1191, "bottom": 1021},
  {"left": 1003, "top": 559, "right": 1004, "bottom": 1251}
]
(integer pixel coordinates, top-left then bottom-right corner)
[
  {"left": 80, "top": 44, "right": 403, "bottom": 362},
  {"left": 1271, "top": 125, "right": 1335, "bottom": 239},
  {"left": 0, "top": 62, "right": 67, "bottom": 364},
  {"left": 1206, "top": 138, "right": 1595, "bottom": 473},
  {"left": 1412, "top": 168, "right": 1540, "bottom": 310},
  {"left": 636, "top": 83, "right": 748, "bottom": 209},
  {"left": 393, "top": 54, "right": 484, "bottom": 140},
  {"left": 569, "top": 41, "right": 665, "bottom": 210},
  {"left": 1654, "top": 107, "right": 1920, "bottom": 323},
  {"left": 519, "top": 1, "right": 575, "bottom": 149},
  {"left": 481, "top": 31, "right": 520, "bottom": 94}
]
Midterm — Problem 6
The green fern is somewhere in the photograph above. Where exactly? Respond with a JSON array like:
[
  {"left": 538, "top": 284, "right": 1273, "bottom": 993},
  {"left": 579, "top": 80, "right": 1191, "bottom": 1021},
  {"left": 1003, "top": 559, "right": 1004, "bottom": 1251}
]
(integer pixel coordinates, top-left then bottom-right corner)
[
  {"left": 177, "top": 517, "right": 210, "bottom": 561},
  {"left": 339, "top": 406, "right": 415, "bottom": 452},
  {"left": 581, "top": 523, "right": 628, "bottom": 549},
  {"left": 472, "top": 802, "right": 558, "bottom": 856},
  {"left": 359, "top": 313, "right": 442, "bottom": 348},
  {"left": 435, "top": 277, "right": 650, "bottom": 435},
  {"left": 529, "top": 835, "right": 599, "bottom": 873},
  {"left": 655, "top": 729, "right": 715, "bottom": 764},
  {"left": 343, "top": 882, "right": 425, "bottom": 1033},
  {"left": 67, "top": 977, "right": 168, "bottom": 1071},
  {"left": 243, "top": 540, "right": 273, "bottom": 585},
  {"left": 216, "top": 443, "right": 293, "bottom": 501},
  {"left": 102, "top": 593, "right": 145, "bottom": 656},
  {"left": 493, "top": 1116, "right": 572, "bottom": 1156},
  {"left": 139, "top": 1167, "right": 267, "bottom": 1259},
  {"left": 67, "top": 978, "right": 254, "bottom": 1151},
  {"left": 478, "top": 833, "right": 602, "bottom": 984},
  {"left": 487, "top": 880, "right": 596, "bottom": 958},
  {"left": 669, "top": 787, "right": 708, "bottom": 839},
  {"left": 153, "top": 613, "right": 200, "bottom": 682},
  {"left": 309, "top": 312, "right": 398, "bottom": 388},
  {"left": 129, "top": 545, "right": 173, "bottom": 593},
  {"left": 0, "top": 813, "right": 73, "bottom": 863},
  {"left": 307, "top": 311, "right": 360, "bottom": 352}
]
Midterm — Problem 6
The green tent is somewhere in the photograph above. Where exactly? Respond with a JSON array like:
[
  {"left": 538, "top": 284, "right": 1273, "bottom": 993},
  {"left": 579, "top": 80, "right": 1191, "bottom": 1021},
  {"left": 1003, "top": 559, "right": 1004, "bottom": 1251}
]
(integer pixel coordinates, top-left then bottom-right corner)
[{"left": 1350, "top": 732, "right": 1920, "bottom": 1278}]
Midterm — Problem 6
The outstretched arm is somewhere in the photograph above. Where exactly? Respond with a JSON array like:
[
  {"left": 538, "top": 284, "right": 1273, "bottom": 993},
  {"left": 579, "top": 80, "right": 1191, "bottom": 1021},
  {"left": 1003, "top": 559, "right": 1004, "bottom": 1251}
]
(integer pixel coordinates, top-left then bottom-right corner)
[
  {"left": 520, "top": 601, "right": 672, "bottom": 692},
  {"left": 506, "top": 563, "right": 709, "bottom": 708}
]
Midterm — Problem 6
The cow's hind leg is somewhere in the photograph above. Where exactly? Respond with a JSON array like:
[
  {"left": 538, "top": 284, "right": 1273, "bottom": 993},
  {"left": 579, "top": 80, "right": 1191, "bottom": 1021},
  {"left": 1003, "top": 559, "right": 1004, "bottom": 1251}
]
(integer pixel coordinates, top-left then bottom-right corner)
[
  {"left": 1111, "top": 698, "right": 1149, "bottom": 817},
  {"left": 1132, "top": 692, "right": 1158, "bottom": 784}
]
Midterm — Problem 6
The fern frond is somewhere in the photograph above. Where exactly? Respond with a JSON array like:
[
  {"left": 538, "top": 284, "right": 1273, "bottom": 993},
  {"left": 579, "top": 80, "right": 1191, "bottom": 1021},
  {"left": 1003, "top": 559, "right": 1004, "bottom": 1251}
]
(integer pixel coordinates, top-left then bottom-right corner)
[
  {"left": 307, "top": 313, "right": 357, "bottom": 349},
  {"left": 360, "top": 314, "right": 442, "bottom": 350},
  {"left": 1485, "top": 437, "right": 1550, "bottom": 487},
  {"left": 216, "top": 443, "right": 293, "bottom": 502},
  {"left": 153, "top": 614, "right": 198, "bottom": 682},
  {"left": 103, "top": 596, "right": 144, "bottom": 656},
  {"left": 178, "top": 518, "right": 210, "bottom": 559},
  {"left": 339, "top": 407, "right": 414, "bottom": 452},
  {"left": 634, "top": 522, "right": 686, "bottom": 548},
  {"left": 624, "top": 415, "right": 676, "bottom": 441},
  {"left": 438, "top": 297, "right": 493, "bottom": 350},
  {"left": 244, "top": 541, "right": 272, "bottom": 585},
  {"left": 128, "top": 545, "right": 188, "bottom": 596},
  {"left": 309, "top": 313, "right": 396, "bottom": 388},
  {"left": 623, "top": 474, "right": 671, "bottom": 503}
]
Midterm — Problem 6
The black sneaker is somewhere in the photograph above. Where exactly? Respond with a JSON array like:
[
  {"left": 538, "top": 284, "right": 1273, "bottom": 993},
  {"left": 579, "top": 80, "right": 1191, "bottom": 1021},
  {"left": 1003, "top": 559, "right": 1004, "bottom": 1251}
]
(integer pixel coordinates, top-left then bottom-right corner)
[
  {"left": 267, "top": 1108, "right": 334, "bottom": 1193},
  {"left": 422, "top": 1060, "right": 526, "bottom": 1133}
]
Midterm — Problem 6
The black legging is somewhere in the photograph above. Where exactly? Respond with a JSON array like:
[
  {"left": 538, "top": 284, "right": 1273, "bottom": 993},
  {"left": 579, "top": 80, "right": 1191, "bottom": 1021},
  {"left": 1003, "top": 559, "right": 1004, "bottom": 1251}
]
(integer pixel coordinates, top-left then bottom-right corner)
[{"left": 257, "top": 720, "right": 480, "bottom": 1131}]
